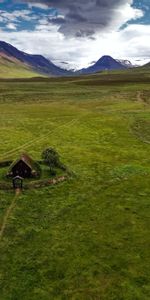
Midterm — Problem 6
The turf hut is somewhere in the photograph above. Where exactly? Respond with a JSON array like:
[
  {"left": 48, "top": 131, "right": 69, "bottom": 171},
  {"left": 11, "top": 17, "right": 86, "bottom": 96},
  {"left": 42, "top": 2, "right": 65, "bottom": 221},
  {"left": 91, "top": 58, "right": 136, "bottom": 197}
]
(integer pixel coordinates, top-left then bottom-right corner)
[{"left": 7, "top": 153, "right": 41, "bottom": 179}]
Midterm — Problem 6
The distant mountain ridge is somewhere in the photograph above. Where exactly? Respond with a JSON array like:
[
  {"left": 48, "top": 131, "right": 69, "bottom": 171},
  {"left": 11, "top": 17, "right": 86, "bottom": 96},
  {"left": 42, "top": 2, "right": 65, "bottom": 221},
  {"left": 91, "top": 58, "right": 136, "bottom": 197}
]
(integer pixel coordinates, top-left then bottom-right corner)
[
  {"left": 144, "top": 62, "right": 150, "bottom": 67},
  {"left": 0, "top": 40, "right": 149, "bottom": 78},
  {"left": 0, "top": 41, "right": 71, "bottom": 76},
  {"left": 116, "top": 59, "right": 133, "bottom": 68},
  {"left": 79, "top": 55, "right": 127, "bottom": 74}
]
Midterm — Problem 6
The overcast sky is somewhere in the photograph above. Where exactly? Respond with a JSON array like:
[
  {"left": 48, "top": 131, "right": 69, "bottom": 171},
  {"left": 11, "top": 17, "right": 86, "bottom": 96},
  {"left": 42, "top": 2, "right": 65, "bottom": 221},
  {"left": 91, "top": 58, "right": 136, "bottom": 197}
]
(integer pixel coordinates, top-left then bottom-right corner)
[{"left": 0, "top": 0, "right": 149, "bottom": 69}]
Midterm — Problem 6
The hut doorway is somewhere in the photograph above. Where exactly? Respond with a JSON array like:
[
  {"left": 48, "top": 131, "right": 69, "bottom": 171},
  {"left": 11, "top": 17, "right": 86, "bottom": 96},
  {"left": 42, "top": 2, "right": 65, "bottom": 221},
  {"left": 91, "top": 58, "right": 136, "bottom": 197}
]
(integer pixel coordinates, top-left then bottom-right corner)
[{"left": 13, "top": 176, "right": 23, "bottom": 190}]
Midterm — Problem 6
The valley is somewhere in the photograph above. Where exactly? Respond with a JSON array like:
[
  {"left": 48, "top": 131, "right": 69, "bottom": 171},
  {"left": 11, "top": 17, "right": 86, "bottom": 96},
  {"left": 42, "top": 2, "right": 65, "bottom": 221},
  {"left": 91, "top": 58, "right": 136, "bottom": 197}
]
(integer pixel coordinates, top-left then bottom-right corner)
[
  {"left": 0, "top": 70, "right": 150, "bottom": 299},
  {"left": 1, "top": 41, "right": 149, "bottom": 79}
]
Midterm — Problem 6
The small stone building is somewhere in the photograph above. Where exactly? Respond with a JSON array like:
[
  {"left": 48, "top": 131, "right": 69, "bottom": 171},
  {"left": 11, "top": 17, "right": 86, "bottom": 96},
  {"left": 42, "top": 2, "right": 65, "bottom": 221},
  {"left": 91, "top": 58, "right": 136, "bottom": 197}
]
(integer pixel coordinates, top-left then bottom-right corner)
[{"left": 7, "top": 153, "right": 41, "bottom": 178}]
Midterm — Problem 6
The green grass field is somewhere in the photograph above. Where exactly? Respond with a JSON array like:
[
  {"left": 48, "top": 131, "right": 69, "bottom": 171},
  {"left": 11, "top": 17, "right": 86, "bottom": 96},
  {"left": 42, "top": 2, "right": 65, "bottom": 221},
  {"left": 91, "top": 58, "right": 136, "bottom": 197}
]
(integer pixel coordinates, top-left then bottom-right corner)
[
  {"left": 0, "top": 56, "right": 41, "bottom": 78},
  {"left": 0, "top": 70, "right": 150, "bottom": 299}
]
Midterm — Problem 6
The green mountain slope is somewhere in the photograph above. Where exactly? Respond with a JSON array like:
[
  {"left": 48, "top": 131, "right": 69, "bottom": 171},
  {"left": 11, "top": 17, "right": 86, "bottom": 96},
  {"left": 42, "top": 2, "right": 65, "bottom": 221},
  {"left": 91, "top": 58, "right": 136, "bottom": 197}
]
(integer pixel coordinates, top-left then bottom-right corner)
[
  {"left": 0, "top": 40, "right": 71, "bottom": 77},
  {"left": 0, "top": 56, "right": 43, "bottom": 78}
]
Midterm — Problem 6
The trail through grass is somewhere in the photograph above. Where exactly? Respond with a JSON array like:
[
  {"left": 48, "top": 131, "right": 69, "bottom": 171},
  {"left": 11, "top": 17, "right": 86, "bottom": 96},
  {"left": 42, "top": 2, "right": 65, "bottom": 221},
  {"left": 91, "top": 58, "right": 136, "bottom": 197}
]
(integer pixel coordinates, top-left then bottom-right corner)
[{"left": 0, "top": 192, "right": 19, "bottom": 241}]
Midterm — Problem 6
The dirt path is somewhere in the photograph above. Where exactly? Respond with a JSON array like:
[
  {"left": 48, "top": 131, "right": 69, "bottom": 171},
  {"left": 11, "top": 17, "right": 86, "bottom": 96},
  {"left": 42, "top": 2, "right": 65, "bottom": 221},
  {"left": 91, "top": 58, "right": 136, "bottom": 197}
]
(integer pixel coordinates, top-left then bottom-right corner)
[
  {"left": 136, "top": 91, "right": 148, "bottom": 105},
  {"left": 0, "top": 189, "right": 21, "bottom": 241},
  {"left": 137, "top": 91, "right": 143, "bottom": 103}
]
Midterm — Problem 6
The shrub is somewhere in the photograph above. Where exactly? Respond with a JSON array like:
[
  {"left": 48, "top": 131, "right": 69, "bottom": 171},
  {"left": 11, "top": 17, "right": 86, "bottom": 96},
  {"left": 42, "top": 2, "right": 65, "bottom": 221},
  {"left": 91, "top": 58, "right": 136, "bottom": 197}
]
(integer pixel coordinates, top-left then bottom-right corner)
[{"left": 42, "top": 148, "right": 60, "bottom": 168}]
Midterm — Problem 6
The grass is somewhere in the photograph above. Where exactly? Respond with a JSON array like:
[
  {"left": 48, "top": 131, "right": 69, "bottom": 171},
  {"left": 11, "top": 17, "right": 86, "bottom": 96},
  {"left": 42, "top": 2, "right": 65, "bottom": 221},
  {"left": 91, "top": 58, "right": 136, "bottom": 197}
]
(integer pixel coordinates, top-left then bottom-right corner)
[
  {"left": 0, "top": 70, "right": 150, "bottom": 299},
  {"left": 0, "top": 56, "right": 42, "bottom": 78}
]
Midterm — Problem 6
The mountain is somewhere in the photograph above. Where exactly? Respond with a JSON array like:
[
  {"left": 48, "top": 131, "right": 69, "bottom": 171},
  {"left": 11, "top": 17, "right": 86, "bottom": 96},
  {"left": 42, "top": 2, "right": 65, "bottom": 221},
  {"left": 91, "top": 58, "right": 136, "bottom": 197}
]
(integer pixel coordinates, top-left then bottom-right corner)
[
  {"left": 144, "top": 62, "right": 150, "bottom": 67},
  {"left": 0, "top": 52, "right": 43, "bottom": 79},
  {"left": 116, "top": 59, "right": 133, "bottom": 68},
  {"left": 0, "top": 41, "right": 71, "bottom": 77},
  {"left": 79, "top": 55, "right": 127, "bottom": 74}
]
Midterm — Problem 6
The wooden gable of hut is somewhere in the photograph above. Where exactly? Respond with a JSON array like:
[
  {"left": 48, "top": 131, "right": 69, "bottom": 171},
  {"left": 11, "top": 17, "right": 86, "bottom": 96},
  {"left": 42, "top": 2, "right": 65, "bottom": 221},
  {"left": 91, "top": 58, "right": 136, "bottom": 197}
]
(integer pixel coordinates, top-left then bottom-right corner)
[{"left": 7, "top": 153, "right": 41, "bottom": 178}]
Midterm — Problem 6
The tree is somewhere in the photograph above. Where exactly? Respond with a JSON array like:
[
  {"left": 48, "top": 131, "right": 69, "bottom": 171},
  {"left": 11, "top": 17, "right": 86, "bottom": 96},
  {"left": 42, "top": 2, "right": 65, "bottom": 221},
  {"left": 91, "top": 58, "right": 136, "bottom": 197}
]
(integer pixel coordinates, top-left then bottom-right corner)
[{"left": 42, "top": 148, "right": 60, "bottom": 175}]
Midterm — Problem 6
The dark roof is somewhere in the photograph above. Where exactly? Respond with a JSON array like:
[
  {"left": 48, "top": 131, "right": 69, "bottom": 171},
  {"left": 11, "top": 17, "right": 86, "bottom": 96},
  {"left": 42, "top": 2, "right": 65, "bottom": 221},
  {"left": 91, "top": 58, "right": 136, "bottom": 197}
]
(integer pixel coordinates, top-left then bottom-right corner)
[{"left": 9, "top": 153, "right": 39, "bottom": 172}]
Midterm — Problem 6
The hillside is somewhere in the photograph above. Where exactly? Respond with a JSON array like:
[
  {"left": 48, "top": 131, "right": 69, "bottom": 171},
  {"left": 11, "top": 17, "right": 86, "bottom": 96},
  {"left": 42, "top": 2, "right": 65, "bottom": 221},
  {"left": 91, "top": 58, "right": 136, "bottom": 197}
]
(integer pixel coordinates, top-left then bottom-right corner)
[
  {"left": 0, "top": 55, "right": 42, "bottom": 78},
  {"left": 0, "top": 41, "right": 71, "bottom": 77},
  {"left": 144, "top": 62, "right": 150, "bottom": 67}
]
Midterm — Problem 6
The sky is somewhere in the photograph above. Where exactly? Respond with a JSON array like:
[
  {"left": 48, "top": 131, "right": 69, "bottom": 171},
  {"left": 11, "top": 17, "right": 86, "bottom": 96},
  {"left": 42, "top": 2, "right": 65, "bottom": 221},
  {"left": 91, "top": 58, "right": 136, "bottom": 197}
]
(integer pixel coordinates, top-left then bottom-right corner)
[{"left": 0, "top": 0, "right": 149, "bottom": 69}]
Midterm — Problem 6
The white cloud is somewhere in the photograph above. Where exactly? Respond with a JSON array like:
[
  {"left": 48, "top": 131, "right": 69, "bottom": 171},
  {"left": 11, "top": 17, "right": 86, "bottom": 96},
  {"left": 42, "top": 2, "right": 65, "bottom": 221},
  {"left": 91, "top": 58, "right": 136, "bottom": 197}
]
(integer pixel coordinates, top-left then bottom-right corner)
[
  {"left": 0, "top": 9, "right": 32, "bottom": 23},
  {"left": 6, "top": 23, "right": 17, "bottom": 30},
  {"left": 28, "top": 3, "right": 49, "bottom": 10}
]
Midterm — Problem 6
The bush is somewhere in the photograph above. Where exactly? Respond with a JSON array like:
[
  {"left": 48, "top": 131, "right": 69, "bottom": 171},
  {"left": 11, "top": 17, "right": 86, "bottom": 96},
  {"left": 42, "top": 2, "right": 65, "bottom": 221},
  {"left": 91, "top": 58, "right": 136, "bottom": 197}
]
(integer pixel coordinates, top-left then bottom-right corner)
[{"left": 42, "top": 148, "right": 60, "bottom": 167}]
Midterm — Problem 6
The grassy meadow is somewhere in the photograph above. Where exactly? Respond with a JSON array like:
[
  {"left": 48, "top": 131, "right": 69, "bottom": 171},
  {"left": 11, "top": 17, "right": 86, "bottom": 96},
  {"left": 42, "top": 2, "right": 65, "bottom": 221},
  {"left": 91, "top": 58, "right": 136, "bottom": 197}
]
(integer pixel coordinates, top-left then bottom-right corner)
[
  {"left": 0, "top": 70, "right": 150, "bottom": 299},
  {"left": 0, "top": 56, "right": 41, "bottom": 78}
]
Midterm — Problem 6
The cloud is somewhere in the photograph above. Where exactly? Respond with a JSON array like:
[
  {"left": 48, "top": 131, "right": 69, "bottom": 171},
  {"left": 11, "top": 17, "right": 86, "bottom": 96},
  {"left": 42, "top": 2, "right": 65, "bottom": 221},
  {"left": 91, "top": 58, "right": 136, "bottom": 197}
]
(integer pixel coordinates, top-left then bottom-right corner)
[
  {"left": 6, "top": 23, "right": 17, "bottom": 30},
  {"left": 28, "top": 3, "right": 49, "bottom": 10},
  {"left": 0, "top": 9, "right": 33, "bottom": 23},
  {"left": 4, "top": 0, "right": 144, "bottom": 37}
]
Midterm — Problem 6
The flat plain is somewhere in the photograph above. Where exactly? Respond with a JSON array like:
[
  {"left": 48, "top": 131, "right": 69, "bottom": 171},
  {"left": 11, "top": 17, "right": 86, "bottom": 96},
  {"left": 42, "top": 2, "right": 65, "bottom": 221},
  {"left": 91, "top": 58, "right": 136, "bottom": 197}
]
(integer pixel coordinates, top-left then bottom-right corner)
[{"left": 0, "top": 70, "right": 150, "bottom": 300}]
